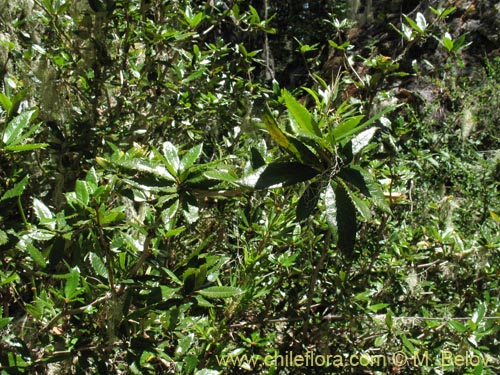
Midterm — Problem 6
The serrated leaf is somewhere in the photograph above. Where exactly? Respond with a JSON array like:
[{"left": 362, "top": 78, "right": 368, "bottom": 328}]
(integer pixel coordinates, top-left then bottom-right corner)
[
  {"left": 282, "top": 89, "right": 321, "bottom": 137},
  {"left": 180, "top": 143, "right": 203, "bottom": 171},
  {"left": 2, "top": 109, "right": 37, "bottom": 146},
  {"left": 1, "top": 175, "right": 29, "bottom": 201},
  {"left": 33, "top": 198, "right": 55, "bottom": 230},
  {"left": 296, "top": 181, "right": 322, "bottom": 221},
  {"left": 197, "top": 286, "right": 243, "bottom": 299},
  {"left": 65, "top": 267, "right": 80, "bottom": 300},
  {"left": 239, "top": 162, "right": 319, "bottom": 189},
  {"left": 26, "top": 241, "right": 46, "bottom": 267},
  {"left": 89, "top": 252, "right": 108, "bottom": 278}
]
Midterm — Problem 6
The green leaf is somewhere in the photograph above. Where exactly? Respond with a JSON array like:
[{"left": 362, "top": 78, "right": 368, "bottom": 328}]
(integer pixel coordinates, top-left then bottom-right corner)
[
  {"left": 86, "top": 167, "right": 99, "bottom": 187},
  {"left": 182, "top": 192, "right": 199, "bottom": 224},
  {"left": 0, "top": 273, "right": 20, "bottom": 288},
  {"left": 358, "top": 168, "right": 391, "bottom": 213},
  {"left": 368, "top": 303, "right": 389, "bottom": 313},
  {"left": 197, "top": 286, "right": 243, "bottom": 299},
  {"left": 333, "top": 106, "right": 394, "bottom": 144},
  {"left": 448, "top": 319, "right": 468, "bottom": 333},
  {"left": 2, "top": 109, "right": 38, "bottom": 146},
  {"left": 331, "top": 115, "right": 364, "bottom": 143},
  {"left": 161, "top": 141, "right": 180, "bottom": 177},
  {"left": 0, "top": 315, "right": 12, "bottom": 330},
  {"left": 0, "top": 92, "right": 12, "bottom": 112},
  {"left": 344, "top": 183, "right": 372, "bottom": 221},
  {"left": 0, "top": 230, "right": 8, "bottom": 246},
  {"left": 239, "top": 162, "right": 319, "bottom": 189},
  {"left": 75, "top": 180, "right": 90, "bottom": 207},
  {"left": 65, "top": 267, "right": 81, "bottom": 300},
  {"left": 442, "top": 32, "right": 454, "bottom": 52},
  {"left": 261, "top": 110, "right": 301, "bottom": 159},
  {"left": 25, "top": 241, "right": 46, "bottom": 267},
  {"left": 404, "top": 14, "right": 421, "bottom": 33},
  {"left": 1, "top": 175, "right": 29, "bottom": 201},
  {"left": 472, "top": 302, "right": 486, "bottom": 325},
  {"left": 335, "top": 182, "right": 357, "bottom": 257},
  {"left": 282, "top": 89, "right": 321, "bottom": 138},
  {"left": 296, "top": 181, "right": 322, "bottom": 221},
  {"left": 89, "top": 252, "right": 109, "bottom": 278},
  {"left": 33, "top": 198, "right": 55, "bottom": 230},
  {"left": 4, "top": 143, "right": 48, "bottom": 151},
  {"left": 180, "top": 143, "right": 203, "bottom": 171}
]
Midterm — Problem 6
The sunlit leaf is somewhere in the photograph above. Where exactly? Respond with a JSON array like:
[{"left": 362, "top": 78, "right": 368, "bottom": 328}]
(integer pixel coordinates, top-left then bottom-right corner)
[
  {"left": 282, "top": 89, "right": 321, "bottom": 137},
  {"left": 161, "top": 141, "right": 181, "bottom": 177},
  {"left": 89, "top": 252, "right": 108, "bottom": 278},
  {"left": 239, "top": 162, "right": 319, "bottom": 189},
  {"left": 33, "top": 198, "right": 55, "bottom": 230},
  {"left": 180, "top": 143, "right": 203, "bottom": 171},
  {"left": 1, "top": 175, "right": 29, "bottom": 201},
  {"left": 2, "top": 109, "right": 38, "bottom": 146}
]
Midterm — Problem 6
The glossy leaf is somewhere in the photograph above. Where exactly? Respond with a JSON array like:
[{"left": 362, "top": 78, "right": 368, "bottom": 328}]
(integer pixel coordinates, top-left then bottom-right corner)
[
  {"left": 33, "top": 198, "right": 55, "bottom": 230},
  {"left": 324, "top": 183, "right": 337, "bottom": 233},
  {"left": 161, "top": 141, "right": 181, "bottom": 177},
  {"left": 182, "top": 192, "right": 199, "bottom": 224},
  {"left": 75, "top": 180, "right": 90, "bottom": 207},
  {"left": 239, "top": 162, "right": 319, "bottom": 189},
  {"left": 180, "top": 143, "right": 203, "bottom": 171},
  {"left": 2, "top": 109, "right": 38, "bottom": 146},
  {"left": 89, "top": 252, "right": 108, "bottom": 278}
]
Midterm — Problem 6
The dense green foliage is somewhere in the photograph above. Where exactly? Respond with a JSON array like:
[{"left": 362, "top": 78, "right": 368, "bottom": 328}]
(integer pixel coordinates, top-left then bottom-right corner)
[{"left": 1, "top": 1, "right": 499, "bottom": 374}]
